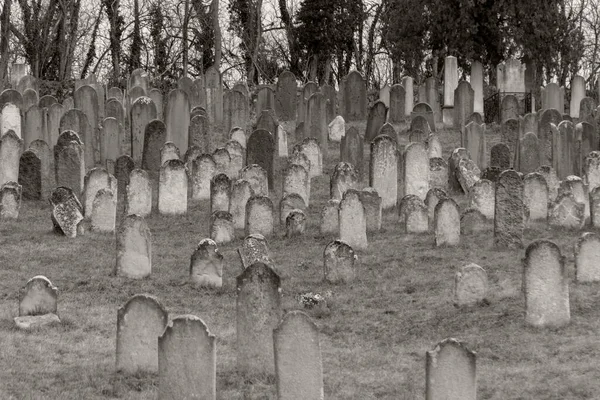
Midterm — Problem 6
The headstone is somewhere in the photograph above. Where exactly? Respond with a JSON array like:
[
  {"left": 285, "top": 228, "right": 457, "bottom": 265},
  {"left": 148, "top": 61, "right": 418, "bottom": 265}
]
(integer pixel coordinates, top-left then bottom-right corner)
[
  {"left": 429, "top": 157, "right": 448, "bottom": 190},
  {"left": 320, "top": 200, "right": 340, "bottom": 235},
  {"left": 1, "top": 103, "right": 22, "bottom": 139},
  {"left": 460, "top": 208, "right": 488, "bottom": 234},
  {"left": 425, "top": 338, "right": 477, "bottom": 400},
  {"left": 130, "top": 96, "right": 157, "bottom": 163},
  {"left": 0, "top": 181, "right": 22, "bottom": 219},
  {"left": 328, "top": 115, "right": 345, "bottom": 142},
  {"left": 523, "top": 172, "right": 548, "bottom": 222},
  {"left": 126, "top": 169, "right": 152, "bottom": 217},
  {"left": 494, "top": 170, "right": 525, "bottom": 248},
  {"left": 340, "top": 127, "right": 363, "bottom": 176},
  {"left": 434, "top": 198, "right": 460, "bottom": 246},
  {"left": 236, "top": 262, "right": 282, "bottom": 376},
  {"left": 279, "top": 193, "right": 306, "bottom": 226},
  {"left": 425, "top": 188, "right": 448, "bottom": 228},
  {"left": 190, "top": 238, "right": 224, "bottom": 287},
  {"left": 230, "top": 179, "right": 255, "bottom": 230},
  {"left": 165, "top": 89, "right": 190, "bottom": 154},
  {"left": 115, "top": 214, "right": 152, "bottom": 278},
  {"left": 339, "top": 189, "right": 367, "bottom": 250},
  {"left": 342, "top": 71, "right": 367, "bottom": 125},
  {"left": 284, "top": 163, "right": 310, "bottom": 206},
  {"left": 90, "top": 188, "right": 116, "bottom": 232},
  {"left": 238, "top": 234, "right": 275, "bottom": 270},
  {"left": 273, "top": 311, "right": 324, "bottom": 400},
  {"left": 245, "top": 195, "right": 274, "bottom": 237},
  {"left": 570, "top": 75, "right": 585, "bottom": 118},
  {"left": 523, "top": 240, "right": 570, "bottom": 327},
  {"left": 403, "top": 142, "right": 429, "bottom": 199},
  {"left": 158, "top": 315, "right": 216, "bottom": 399},
  {"left": 285, "top": 209, "right": 306, "bottom": 237},
  {"left": 54, "top": 136, "right": 85, "bottom": 195},
  {"left": 246, "top": 129, "right": 274, "bottom": 189},
  {"left": 575, "top": 232, "right": 600, "bottom": 282},
  {"left": 468, "top": 179, "right": 494, "bottom": 220},
  {"left": 454, "top": 263, "right": 488, "bottom": 306},
  {"left": 369, "top": 135, "right": 397, "bottom": 209},
  {"left": 548, "top": 192, "right": 585, "bottom": 229},
  {"left": 191, "top": 154, "right": 216, "bottom": 200},
  {"left": 365, "top": 101, "right": 387, "bottom": 142},
  {"left": 141, "top": 119, "right": 167, "bottom": 171},
  {"left": 297, "top": 137, "right": 322, "bottom": 178},
  {"left": 82, "top": 167, "right": 117, "bottom": 218},
  {"left": 490, "top": 143, "right": 510, "bottom": 170},
  {"left": 49, "top": 186, "right": 83, "bottom": 237},
  {"left": 388, "top": 84, "right": 406, "bottom": 124},
  {"left": 462, "top": 122, "right": 486, "bottom": 168},
  {"left": 18, "top": 150, "right": 41, "bottom": 200},
  {"left": 500, "top": 94, "right": 519, "bottom": 123},
  {"left": 158, "top": 159, "right": 188, "bottom": 215},
  {"left": 453, "top": 81, "right": 474, "bottom": 129},
  {"left": 116, "top": 294, "right": 168, "bottom": 373},
  {"left": 358, "top": 188, "right": 383, "bottom": 232},
  {"left": 518, "top": 132, "right": 540, "bottom": 174},
  {"left": 14, "top": 275, "right": 61, "bottom": 329},
  {"left": 210, "top": 173, "right": 231, "bottom": 214},
  {"left": 442, "top": 56, "right": 459, "bottom": 126},
  {"left": 210, "top": 211, "right": 235, "bottom": 244},
  {"left": 537, "top": 165, "right": 560, "bottom": 201},
  {"left": 188, "top": 114, "right": 210, "bottom": 153},
  {"left": 160, "top": 141, "right": 180, "bottom": 166},
  {"left": 240, "top": 164, "right": 268, "bottom": 197}
]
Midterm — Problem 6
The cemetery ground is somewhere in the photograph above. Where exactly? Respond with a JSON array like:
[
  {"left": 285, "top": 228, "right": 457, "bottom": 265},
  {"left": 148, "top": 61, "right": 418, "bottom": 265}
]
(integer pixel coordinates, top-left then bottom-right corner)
[{"left": 2, "top": 127, "right": 600, "bottom": 400}]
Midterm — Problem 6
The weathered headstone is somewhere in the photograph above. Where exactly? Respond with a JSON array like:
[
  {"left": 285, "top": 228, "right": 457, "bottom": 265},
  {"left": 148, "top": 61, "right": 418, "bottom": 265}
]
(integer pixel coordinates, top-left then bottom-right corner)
[
  {"left": 158, "top": 159, "right": 188, "bottom": 215},
  {"left": 494, "top": 170, "right": 525, "bottom": 248},
  {"left": 370, "top": 135, "right": 398, "bottom": 209},
  {"left": 434, "top": 198, "right": 460, "bottom": 246},
  {"left": 245, "top": 195, "right": 274, "bottom": 237},
  {"left": 404, "top": 142, "right": 429, "bottom": 199},
  {"left": 425, "top": 338, "right": 477, "bottom": 400},
  {"left": 115, "top": 214, "right": 152, "bottom": 279},
  {"left": 190, "top": 238, "right": 224, "bottom": 287},
  {"left": 339, "top": 189, "right": 367, "bottom": 250},
  {"left": 454, "top": 264, "right": 488, "bottom": 306}
]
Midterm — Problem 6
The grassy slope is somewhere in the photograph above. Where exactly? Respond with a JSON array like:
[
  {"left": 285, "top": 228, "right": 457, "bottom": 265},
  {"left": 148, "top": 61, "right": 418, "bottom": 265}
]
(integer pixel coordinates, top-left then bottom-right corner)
[{"left": 1, "top": 126, "right": 600, "bottom": 400}]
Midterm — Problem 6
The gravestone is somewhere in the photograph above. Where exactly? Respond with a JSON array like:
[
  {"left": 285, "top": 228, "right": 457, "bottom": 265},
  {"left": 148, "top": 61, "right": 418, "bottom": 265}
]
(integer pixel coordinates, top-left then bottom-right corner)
[
  {"left": 0, "top": 182, "right": 22, "bottom": 219},
  {"left": 523, "top": 173, "right": 548, "bottom": 222},
  {"left": 246, "top": 129, "right": 274, "bottom": 189},
  {"left": 18, "top": 150, "right": 41, "bottom": 200},
  {"left": 404, "top": 142, "right": 429, "bottom": 199},
  {"left": 165, "top": 89, "right": 190, "bottom": 154},
  {"left": 501, "top": 119, "right": 519, "bottom": 164},
  {"left": 115, "top": 155, "right": 135, "bottom": 208},
  {"left": 210, "top": 173, "right": 231, "bottom": 214},
  {"left": 275, "top": 71, "right": 297, "bottom": 125},
  {"left": 160, "top": 142, "right": 180, "bottom": 166},
  {"left": 273, "top": 311, "right": 324, "bottom": 400},
  {"left": 23, "top": 105, "right": 44, "bottom": 149},
  {"left": 494, "top": 170, "right": 524, "bottom": 248},
  {"left": 323, "top": 240, "right": 356, "bottom": 284},
  {"left": 115, "top": 214, "right": 152, "bottom": 279},
  {"left": 538, "top": 109, "right": 562, "bottom": 166},
  {"left": 116, "top": 294, "right": 168, "bottom": 374},
  {"left": 328, "top": 116, "right": 345, "bottom": 143},
  {"left": 575, "top": 232, "right": 600, "bottom": 282},
  {"left": 457, "top": 159, "right": 481, "bottom": 193},
  {"left": 188, "top": 114, "right": 210, "bottom": 153},
  {"left": 537, "top": 165, "right": 560, "bottom": 202},
  {"left": 548, "top": 192, "right": 585, "bottom": 229},
  {"left": 434, "top": 198, "right": 461, "bottom": 246},
  {"left": 224, "top": 89, "right": 249, "bottom": 135},
  {"left": 453, "top": 81, "right": 474, "bottom": 129},
  {"left": 158, "top": 315, "right": 216, "bottom": 400},
  {"left": 49, "top": 187, "right": 83, "bottom": 237},
  {"left": 1, "top": 103, "right": 22, "bottom": 140},
  {"left": 279, "top": 193, "right": 306, "bottom": 226},
  {"left": 285, "top": 209, "right": 306, "bottom": 237},
  {"left": 425, "top": 188, "right": 448, "bottom": 228},
  {"left": 158, "top": 159, "right": 187, "bottom": 215},
  {"left": 429, "top": 157, "right": 448, "bottom": 190},
  {"left": 231, "top": 179, "right": 255, "bottom": 230},
  {"left": 460, "top": 208, "right": 488, "bottom": 234},
  {"left": 213, "top": 147, "right": 231, "bottom": 177},
  {"left": 370, "top": 135, "right": 398, "bottom": 209},
  {"left": 126, "top": 169, "right": 152, "bottom": 217},
  {"left": 240, "top": 164, "right": 269, "bottom": 197},
  {"left": 554, "top": 120, "right": 576, "bottom": 179},
  {"left": 210, "top": 211, "right": 235, "bottom": 244},
  {"left": 427, "top": 133, "right": 443, "bottom": 159},
  {"left": 305, "top": 92, "right": 328, "bottom": 153},
  {"left": 256, "top": 86, "right": 276, "bottom": 116},
  {"left": 82, "top": 167, "right": 117, "bottom": 218},
  {"left": 403, "top": 196, "right": 428, "bottom": 233},
  {"left": 500, "top": 95, "right": 519, "bottom": 122},
  {"left": 339, "top": 189, "right": 367, "bottom": 250},
  {"left": 365, "top": 101, "right": 388, "bottom": 142},
  {"left": 388, "top": 84, "right": 406, "bottom": 124},
  {"left": 141, "top": 119, "right": 167, "bottom": 171},
  {"left": 190, "top": 154, "right": 216, "bottom": 200},
  {"left": 454, "top": 264, "right": 488, "bottom": 306},
  {"left": 59, "top": 109, "right": 93, "bottom": 168},
  {"left": 237, "top": 234, "right": 275, "bottom": 270},
  {"left": 425, "top": 338, "right": 477, "bottom": 400},
  {"left": 490, "top": 143, "right": 510, "bottom": 170},
  {"left": 283, "top": 163, "right": 310, "bottom": 206},
  {"left": 130, "top": 96, "right": 157, "bottom": 163},
  {"left": 359, "top": 188, "right": 383, "bottom": 232},
  {"left": 90, "top": 188, "right": 116, "bottom": 233},
  {"left": 523, "top": 240, "right": 570, "bottom": 327},
  {"left": 342, "top": 71, "right": 367, "bottom": 125},
  {"left": 15, "top": 275, "right": 60, "bottom": 329},
  {"left": 340, "top": 127, "right": 364, "bottom": 177},
  {"left": 519, "top": 132, "right": 540, "bottom": 174},
  {"left": 468, "top": 179, "right": 494, "bottom": 219},
  {"left": 236, "top": 262, "right": 282, "bottom": 377},
  {"left": 320, "top": 200, "right": 340, "bottom": 235},
  {"left": 190, "top": 238, "right": 224, "bottom": 287},
  {"left": 462, "top": 122, "right": 486, "bottom": 168},
  {"left": 101, "top": 117, "right": 121, "bottom": 170},
  {"left": 225, "top": 140, "right": 244, "bottom": 178},
  {"left": 330, "top": 162, "right": 358, "bottom": 201},
  {"left": 55, "top": 138, "right": 85, "bottom": 195},
  {"left": 245, "top": 195, "right": 274, "bottom": 237}
]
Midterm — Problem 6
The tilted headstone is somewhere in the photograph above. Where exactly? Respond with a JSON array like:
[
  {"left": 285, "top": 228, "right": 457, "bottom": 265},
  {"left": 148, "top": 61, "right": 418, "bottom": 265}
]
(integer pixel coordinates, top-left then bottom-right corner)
[
  {"left": 523, "top": 240, "right": 570, "bottom": 327},
  {"left": 273, "top": 311, "right": 324, "bottom": 400},
  {"left": 158, "top": 159, "right": 187, "bottom": 215},
  {"left": 116, "top": 294, "right": 168, "bottom": 373},
  {"left": 49, "top": 186, "right": 83, "bottom": 237},
  {"left": 448, "top": 148, "right": 469, "bottom": 193},
  {"left": 236, "top": 263, "right": 282, "bottom": 376},
  {"left": 457, "top": 158, "right": 481, "bottom": 193},
  {"left": 115, "top": 214, "right": 152, "bottom": 279},
  {"left": 237, "top": 234, "right": 275, "bottom": 270},
  {"left": 190, "top": 238, "right": 224, "bottom": 287},
  {"left": 158, "top": 315, "right": 216, "bottom": 400}
]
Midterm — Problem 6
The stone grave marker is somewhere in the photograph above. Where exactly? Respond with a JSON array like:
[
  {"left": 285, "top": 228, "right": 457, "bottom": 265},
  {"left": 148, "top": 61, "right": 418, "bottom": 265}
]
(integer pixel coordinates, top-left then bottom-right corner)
[
  {"left": 90, "top": 188, "right": 116, "bottom": 233},
  {"left": 523, "top": 173, "right": 548, "bottom": 222},
  {"left": 15, "top": 275, "right": 60, "bottom": 329},
  {"left": 158, "top": 159, "right": 187, "bottom": 215},
  {"left": 330, "top": 162, "right": 358, "bottom": 201},
  {"left": 210, "top": 173, "right": 231, "bottom": 214},
  {"left": 210, "top": 211, "right": 235, "bottom": 244},
  {"left": 425, "top": 338, "right": 477, "bottom": 400},
  {"left": 434, "top": 198, "right": 461, "bottom": 246},
  {"left": 240, "top": 164, "right": 269, "bottom": 197},
  {"left": 575, "top": 232, "right": 600, "bottom": 282},
  {"left": 247, "top": 129, "right": 275, "bottom": 189},
  {"left": 191, "top": 154, "right": 216, "bottom": 200},
  {"left": 115, "top": 214, "right": 152, "bottom": 279},
  {"left": 404, "top": 142, "right": 429, "bottom": 199},
  {"left": 83, "top": 167, "right": 117, "bottom": 218},
  {"left": 190, "top": 238, "right": 224, "bottom": 287},
  {"left": 18, "top": 150, "right": 41, "bottom": 200},
  {"left": 454, "top": 264, "right": 488, "bottom": 306},
  {"left": 126, "top": 169, "right": 152, "bottom": 217},
  {"left": 320, "top": 200, "right": 340, "bottom": 236},
  {"left": 548, "top": 192, "right": 585, "bottom": 229},
  {"left": 231, "top": 179, "right": 255, "bottom": 230},
  {"left": 339, "top": 189, "right": 367, "bottom": 250},
  {"left": 0, "top": 182, "right": 22, "bottom": 219},
  {"left": 49, "top": 186, "right": 83, "bottom": 238},
  {"left": 237, "top": 234, "right": 275, "bottom": 270},
  {"left": 245, "top": 195, "right": 274, "bottom": 237},
  {"left": 370, "top": 134, "right": 398, "bottom": 209},
  {"left": 340, "top": 127, "right": 363, "bottom": 177},
  {"left": 494, "top": 170, "right": 525, "bottom": 248},
  {"left": 468, "top": 179, "right": 494, "bottom": 219}
]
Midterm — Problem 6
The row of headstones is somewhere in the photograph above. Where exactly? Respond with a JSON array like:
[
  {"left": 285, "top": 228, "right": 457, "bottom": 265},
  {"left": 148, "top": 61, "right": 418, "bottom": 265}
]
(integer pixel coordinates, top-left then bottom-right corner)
[{"left": 13, "top": 272, "right": 485, "bottom": 399}]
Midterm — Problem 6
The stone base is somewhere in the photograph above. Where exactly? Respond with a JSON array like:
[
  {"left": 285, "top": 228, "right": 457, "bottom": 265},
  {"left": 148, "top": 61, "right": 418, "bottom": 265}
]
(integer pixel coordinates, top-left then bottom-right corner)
[
  {"left": 442, "top": 107, "right": 454, "bottom": 127},
  {"left": 14, "top": 313, "right": 61, "bottom": 329}
]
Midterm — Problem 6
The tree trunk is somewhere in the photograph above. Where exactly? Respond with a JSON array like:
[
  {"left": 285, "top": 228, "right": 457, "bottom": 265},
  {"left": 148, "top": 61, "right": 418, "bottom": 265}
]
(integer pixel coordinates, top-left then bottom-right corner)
[
  {"left": 183, "top": 0, "right": 189, "bottom": 76},
  {"left": 0, "top": 0, "right": 11, "bottom": 86},
  {"left": 212, "top": 0, "right": 221, "bottom": 68}
]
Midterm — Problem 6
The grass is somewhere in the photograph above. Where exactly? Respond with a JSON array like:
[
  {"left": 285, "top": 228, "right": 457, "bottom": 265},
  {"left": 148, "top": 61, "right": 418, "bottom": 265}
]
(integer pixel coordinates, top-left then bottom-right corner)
[{"left": 2, "top": 124, "right": 600, "bottom": 399}]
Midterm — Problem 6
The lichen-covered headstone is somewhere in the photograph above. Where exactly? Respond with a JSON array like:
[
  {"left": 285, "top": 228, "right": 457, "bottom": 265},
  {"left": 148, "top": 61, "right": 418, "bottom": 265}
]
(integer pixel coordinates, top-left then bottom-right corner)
[
  {"left": 210, "top": 173, "right": 231, "bottom": 214},
  {"left": 523, "top": 173, "right": 548, "bottom": 222},
  {"left": 285, "top": 209, "right": 306, "bottom": 237},
  {"left": 240, "top": 164, "right": 269, "bottom": 197},
  {"left": 0, "top": 181, "right": 22, "bottom": 219},
  {"left": 404, "top": 142, "right": 429, "bottom": 199},
  {"left": 237, "top": 234, "right": 274, "bottom": 270},
  {"left": 190, "top": 238, "right": 224, "bottom": 287},
  {"left": 273, "top": 311, "right": 324, "bottom": 400},
  {"left": 283, "top": 163, "right": 310, "bottom": 206},
  {"left": 494, "top": 170, "right": 525, "bottom": 248},
  {"left": 236, "top": 263, "right": 282, "bottom": 377},
  {"left": 454, "top": 264, "right": 488, "bottom": 306},
  {"left": 429, "top": 157, "right": 448, "bottom": 190},
  {"left": 49, "top": 186, "right": 83, "bottom": 238},
  {"left": 426, "top": 338, "right": 477, "bottom": 400},
  {"left": 158, "top": 315, "right": 216, "bottom": 399},
  {"left": 523, "top": 240, "right": 570, "bottom": 327},
  {"left": 548, "top": 192, "right": 585, "bottom": 229},
  {"left": 116, "top": 294, "right": 168, "bottom": 373},
  {"left": 457, "top": 158, "right": 481, "bottom": 193},
  {"left": 115, "top": 214, "right": 152, "bottom": 279}
]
